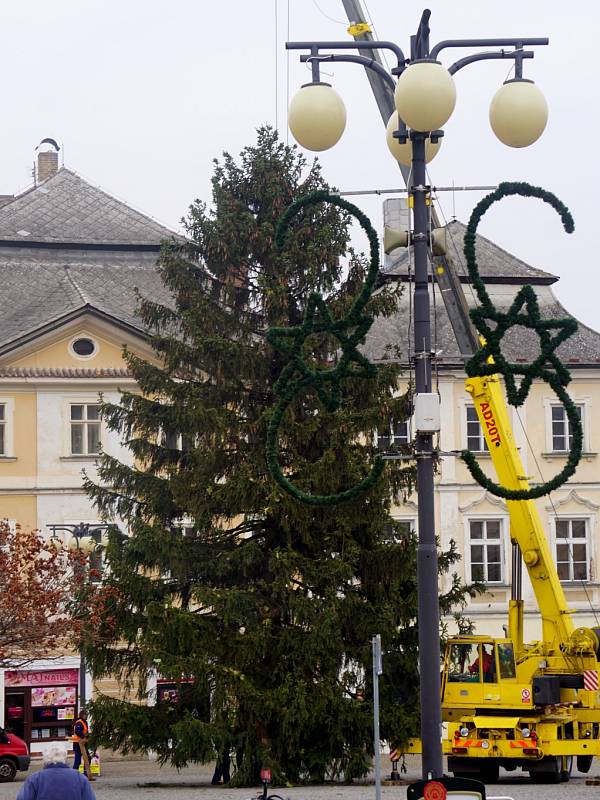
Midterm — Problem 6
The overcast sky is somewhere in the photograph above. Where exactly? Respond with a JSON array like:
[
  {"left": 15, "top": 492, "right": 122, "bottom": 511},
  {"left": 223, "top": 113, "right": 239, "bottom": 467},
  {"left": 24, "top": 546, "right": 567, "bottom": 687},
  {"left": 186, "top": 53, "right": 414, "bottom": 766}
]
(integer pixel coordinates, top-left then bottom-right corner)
[{"left": 2, "top": 1, "right": 598, "bottom": 328}]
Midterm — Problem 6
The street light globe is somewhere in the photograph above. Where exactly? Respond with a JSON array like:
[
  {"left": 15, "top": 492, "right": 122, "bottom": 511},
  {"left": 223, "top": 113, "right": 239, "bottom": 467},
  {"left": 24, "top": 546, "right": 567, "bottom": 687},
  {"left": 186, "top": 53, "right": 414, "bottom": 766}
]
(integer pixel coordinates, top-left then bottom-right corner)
[
  {"left": 385, "top": 112, "right": 441, "bottom": 166},
  {"left": 489, "top": 79, "right": 548, "bottom": 148},
  {"left": 68, "top": 535, "right": 95, "bottom": 553},
  {"left": 394, "top": 60, "right": 456, "bottom": 132},
  {"left": 79, "top": 536, "right": 96, "bottom": 554},
  {"left": 288, "top": 82, "right": 347, "bottom": 151}
]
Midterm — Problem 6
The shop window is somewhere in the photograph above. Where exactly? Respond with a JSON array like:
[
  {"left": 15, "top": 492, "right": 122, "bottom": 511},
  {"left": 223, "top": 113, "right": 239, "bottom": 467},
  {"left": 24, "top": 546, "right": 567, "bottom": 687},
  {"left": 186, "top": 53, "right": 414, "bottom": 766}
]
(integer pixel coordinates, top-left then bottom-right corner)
[
  {"left": 156, "top": 679, "right": 209, "bottom": 720},
  {"left": 4, "top": 668, "right": 79, "bottom": 746}
]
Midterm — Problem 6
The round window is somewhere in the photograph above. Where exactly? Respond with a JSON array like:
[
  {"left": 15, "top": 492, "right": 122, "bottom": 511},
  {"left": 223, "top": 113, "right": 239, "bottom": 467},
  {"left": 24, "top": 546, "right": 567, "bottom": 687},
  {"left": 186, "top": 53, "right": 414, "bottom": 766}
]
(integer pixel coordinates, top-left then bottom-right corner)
[{"left": 71, "top": 338, "right": 96, "bottom": 357}]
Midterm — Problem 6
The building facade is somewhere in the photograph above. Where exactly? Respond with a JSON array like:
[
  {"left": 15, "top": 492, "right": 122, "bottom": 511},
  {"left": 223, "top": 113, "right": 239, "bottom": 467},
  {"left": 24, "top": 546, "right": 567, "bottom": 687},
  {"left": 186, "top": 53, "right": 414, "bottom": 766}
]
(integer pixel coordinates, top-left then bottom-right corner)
[
  {"left": 0, "top": 147, "right": 175, "bottom": 753},
  {"left": 1, "top": 152, "right": 598, "bottom": 750},
  {"left": 367, "top": 216, "right": 600, "bottom": 643}
]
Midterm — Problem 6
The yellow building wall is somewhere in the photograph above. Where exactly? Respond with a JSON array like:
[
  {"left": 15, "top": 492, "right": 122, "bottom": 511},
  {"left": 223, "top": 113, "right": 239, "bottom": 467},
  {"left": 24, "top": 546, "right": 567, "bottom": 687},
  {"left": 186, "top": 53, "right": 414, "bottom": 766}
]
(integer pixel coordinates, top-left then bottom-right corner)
[
  {"left": 0, "top": 496, "right": 36, "bottom": 530},
  {"left": 6, "top": 330, "right": 128, "bottom": 370},
  {"left": 0, "top": 393, "right": 36, "bottom": 478}
]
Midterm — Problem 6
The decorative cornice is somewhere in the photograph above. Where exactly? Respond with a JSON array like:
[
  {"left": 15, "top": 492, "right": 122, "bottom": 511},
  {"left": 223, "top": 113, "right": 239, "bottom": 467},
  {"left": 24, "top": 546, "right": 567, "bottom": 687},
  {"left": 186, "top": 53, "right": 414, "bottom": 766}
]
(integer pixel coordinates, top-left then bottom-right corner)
[
  {"left": 544, "top": 489, "right": 600, "bottom": 513},
  {"left": 393, "top": 499, "right": 418, "bottom": 513},
  {"left": 0, "top": 367, "right": 132, "bottom": 378},
  {"left": 458, "top": 490, "right": 507, "bottom": 513}
]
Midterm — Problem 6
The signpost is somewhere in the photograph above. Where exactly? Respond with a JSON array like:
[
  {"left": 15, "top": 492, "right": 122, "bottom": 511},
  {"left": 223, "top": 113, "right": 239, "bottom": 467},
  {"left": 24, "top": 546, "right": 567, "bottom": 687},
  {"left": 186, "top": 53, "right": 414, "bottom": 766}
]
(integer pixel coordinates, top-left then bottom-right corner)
[{"left": 372, "top": 634, "right": 383, "bottom": 800}]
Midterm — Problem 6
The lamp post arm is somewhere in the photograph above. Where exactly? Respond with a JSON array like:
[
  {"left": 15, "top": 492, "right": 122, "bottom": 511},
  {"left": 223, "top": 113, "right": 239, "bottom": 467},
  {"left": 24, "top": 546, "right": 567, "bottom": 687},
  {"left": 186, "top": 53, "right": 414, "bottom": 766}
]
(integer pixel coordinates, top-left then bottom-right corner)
[
  {"left": 301, "top": 53, "right": 397, "bottom": 91},
  {"left": 286, "top": 40, "right": 406, "bottom": 72},
  {"left": 412, "top": 9, "right": 431, "bottom": 60},
  {"left": 430, "top": 36, "right": 548, "bottom": 60},
  {"left": 449, "top": 49, "right": 534, "bottom": 76}
]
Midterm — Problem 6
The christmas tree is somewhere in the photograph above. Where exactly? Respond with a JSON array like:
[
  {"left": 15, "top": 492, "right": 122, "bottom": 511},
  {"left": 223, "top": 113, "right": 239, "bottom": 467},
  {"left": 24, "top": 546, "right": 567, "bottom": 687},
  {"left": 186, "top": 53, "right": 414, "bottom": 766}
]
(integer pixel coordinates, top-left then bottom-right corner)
[{"left": 82, "top": 127, "right": 473, "bottom": 783}]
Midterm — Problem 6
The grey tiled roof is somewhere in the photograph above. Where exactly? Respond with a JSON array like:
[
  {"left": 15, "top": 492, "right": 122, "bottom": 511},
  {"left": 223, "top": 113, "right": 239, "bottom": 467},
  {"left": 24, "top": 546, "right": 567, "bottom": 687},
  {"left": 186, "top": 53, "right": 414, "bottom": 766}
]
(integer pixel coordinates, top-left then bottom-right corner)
[
  {"left": 0, "top": 247, "right": 172, "bottom": 352},
  {"left": 364, "top": 282, "right": 600, "bottom": 368},
  {"left": 384, "top": 219, "right": 558, "bottom": 284},
  {"left": 365, "top": 218, "right": 600, "bottom": 367},
  {"left": 0, "top": 169, "right": 177, "bottom": 245}
]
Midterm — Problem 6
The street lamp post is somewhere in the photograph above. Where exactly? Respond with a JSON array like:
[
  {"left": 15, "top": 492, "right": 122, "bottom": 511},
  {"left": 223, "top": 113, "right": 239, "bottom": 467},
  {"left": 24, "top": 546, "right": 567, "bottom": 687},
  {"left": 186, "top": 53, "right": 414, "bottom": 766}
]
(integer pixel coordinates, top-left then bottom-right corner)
[
  {"left": 47, "top": 523, "right": 110, "bottom": 711},
  {"left": 285, "top": 8, "right": 549, "bottom": 780}
]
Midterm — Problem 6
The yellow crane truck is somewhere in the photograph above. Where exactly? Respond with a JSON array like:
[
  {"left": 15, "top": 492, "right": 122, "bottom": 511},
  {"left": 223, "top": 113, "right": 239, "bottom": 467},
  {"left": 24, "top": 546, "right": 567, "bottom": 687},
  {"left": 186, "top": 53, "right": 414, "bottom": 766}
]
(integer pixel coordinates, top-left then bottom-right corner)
[{"left": 407, "top": 370, "right": 600, "bottom": 783}]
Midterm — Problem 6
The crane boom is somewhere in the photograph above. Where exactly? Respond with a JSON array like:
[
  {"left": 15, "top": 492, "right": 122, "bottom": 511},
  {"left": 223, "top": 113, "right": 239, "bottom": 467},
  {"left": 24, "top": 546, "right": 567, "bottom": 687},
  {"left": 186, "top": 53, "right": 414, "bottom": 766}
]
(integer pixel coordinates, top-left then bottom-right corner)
[
  {"left": 336, "top": 3, "right": 600, "bottom": 778},
  {"left": 466, "top": 373, "right": 575, "bottom": 652},
  {"left": 339, "top": 0, "right": 590, "bottom": 654}
]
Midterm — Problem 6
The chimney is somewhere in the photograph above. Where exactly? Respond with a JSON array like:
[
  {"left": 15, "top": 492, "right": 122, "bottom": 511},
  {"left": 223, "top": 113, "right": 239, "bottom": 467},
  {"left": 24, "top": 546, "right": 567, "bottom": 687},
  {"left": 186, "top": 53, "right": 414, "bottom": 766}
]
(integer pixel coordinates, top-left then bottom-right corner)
[{"left": 35, "top": 138, "right": 60, "bottom": 183}]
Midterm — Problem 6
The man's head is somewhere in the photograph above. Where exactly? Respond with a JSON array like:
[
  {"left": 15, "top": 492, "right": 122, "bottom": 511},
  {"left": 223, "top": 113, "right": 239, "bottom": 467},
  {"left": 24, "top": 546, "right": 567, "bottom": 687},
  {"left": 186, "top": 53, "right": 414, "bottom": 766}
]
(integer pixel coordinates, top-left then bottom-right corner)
[
  {"left": 44, "top": 743, "right": 68, "bottom": 766},
  {"left": 79, "top": 709, "right": 88, "bottom": 719}
]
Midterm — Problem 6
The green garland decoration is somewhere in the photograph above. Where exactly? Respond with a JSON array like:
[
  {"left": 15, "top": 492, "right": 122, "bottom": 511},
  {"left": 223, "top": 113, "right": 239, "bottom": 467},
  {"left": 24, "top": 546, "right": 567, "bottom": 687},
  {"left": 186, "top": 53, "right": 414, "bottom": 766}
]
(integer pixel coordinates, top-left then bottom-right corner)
[
  {"left": 265, "top": 190, "right": 384, "bottom": 506},
  {"left": 460, "top": 181, "right": 582, "bottom": 500}
]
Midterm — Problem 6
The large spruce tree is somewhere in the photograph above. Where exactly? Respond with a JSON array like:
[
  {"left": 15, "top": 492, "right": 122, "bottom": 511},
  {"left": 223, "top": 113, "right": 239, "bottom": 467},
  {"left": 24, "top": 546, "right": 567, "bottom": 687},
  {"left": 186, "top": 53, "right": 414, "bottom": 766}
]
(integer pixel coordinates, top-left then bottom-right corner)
[{"left": 82, "top": 127, "right": 472, "bottom": 784}]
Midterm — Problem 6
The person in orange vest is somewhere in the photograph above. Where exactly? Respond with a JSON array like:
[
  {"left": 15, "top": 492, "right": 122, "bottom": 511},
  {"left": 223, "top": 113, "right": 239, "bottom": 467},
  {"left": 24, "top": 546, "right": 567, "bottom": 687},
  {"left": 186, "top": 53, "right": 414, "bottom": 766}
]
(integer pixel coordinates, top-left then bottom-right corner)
[{"left": 72, "top": 709, "right": 94, "bottom": 781}]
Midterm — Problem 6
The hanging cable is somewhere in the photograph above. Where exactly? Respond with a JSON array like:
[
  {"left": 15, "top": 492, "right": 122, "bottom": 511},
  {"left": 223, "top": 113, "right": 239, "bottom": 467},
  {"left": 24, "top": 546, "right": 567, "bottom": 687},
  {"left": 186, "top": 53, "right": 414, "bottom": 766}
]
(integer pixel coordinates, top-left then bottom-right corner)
[
  {"left": 430, "top": 173, "right": 595, "bottom": 623},
  {"left": 406, "top": 166, "right": 415, "bottom": 422},
  {"left": 286, "top": 0, "right": 290, "bottom": 145},
  {"left": 274, "top": 0, "right": 278, "bottom": 131},
  {"left": 513, "top": 406, "right": 599, "bottom": 627},
  {"left": 363, "top": 0, "right": 391, "bottom": 74},
  {"left": 430, "top": 181, "right": 480, "bottom": 309},
  {"left": 310, "top": 0, "right": 347, "bottom": 25},
  {"left": 426, "top": 173, "right": 441, "bottom": 451}
]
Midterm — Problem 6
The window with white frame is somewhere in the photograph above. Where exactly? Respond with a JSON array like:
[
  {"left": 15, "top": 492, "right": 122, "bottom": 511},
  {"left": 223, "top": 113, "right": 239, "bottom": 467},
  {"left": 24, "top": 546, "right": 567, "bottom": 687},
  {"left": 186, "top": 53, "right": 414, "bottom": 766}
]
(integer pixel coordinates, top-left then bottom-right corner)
[
  {"left": 551, "top": 404, "right": 583, "bottom": 452},
  {"left": 70, "top": 404, "right": 101, "bottom": 455},
  {"left": 376, "top": 419, "right": 410, "bottom": 450},
  {"left": 466, "top": 405, "right": 488, "bottom": 452},
  {"left": 0, "top": 404, "right": 5, "bottom": 455},
  {"left": 555, "top": 518, "right": 590, "bottom": 582},
  {"left": 383, "top": 518, "right": 415, "bottom": 544},
  {"left": 468, "top": 519, "right": 503, "bottom": 583},
  {"left": 163, "top": 430, "right": 194, "bottom": 451}
]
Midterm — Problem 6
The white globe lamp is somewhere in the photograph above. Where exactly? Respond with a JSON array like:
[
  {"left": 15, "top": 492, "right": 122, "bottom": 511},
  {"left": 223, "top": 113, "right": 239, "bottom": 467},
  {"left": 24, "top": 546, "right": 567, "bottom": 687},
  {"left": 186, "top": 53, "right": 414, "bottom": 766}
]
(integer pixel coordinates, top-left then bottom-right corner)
[
  {"left": 385, "top": 112, "right": 442, "bottom": 166},
  {"left": 288, "top": 83, "right": 347, "bottom": 151},
  {"left": 394, "top": 60, "right": 456, "bottom": 132},
  {"left": 489, "top": 79, "right": 548, "bottom": 148}
]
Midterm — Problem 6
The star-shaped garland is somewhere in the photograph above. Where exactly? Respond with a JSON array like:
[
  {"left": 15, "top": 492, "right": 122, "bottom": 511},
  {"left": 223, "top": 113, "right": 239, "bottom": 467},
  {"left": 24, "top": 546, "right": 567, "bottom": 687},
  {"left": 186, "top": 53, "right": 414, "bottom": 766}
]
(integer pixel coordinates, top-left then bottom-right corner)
[
  {"left": 265, "top": 191, "right": 384, "bottom": 507},
  {"left": 461, "top": 181, "right": 581, "bottom": 500}
]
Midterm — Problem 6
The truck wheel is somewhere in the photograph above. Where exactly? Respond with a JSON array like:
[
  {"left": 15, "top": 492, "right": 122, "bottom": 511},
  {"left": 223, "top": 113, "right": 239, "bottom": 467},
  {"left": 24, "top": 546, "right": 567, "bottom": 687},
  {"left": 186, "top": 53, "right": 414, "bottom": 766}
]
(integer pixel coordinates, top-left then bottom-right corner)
[
  {"left": 577, "top": 755, "right": 593, "bottom": 773},
  {"left": 531, "top": 756, "right": 561, "bottom": 784},
  {"left": 479, "top": 764, "right": 500, "bottom": 784},
  {"left": 0, "top": 759, "right": 16, "bottom": 782}
]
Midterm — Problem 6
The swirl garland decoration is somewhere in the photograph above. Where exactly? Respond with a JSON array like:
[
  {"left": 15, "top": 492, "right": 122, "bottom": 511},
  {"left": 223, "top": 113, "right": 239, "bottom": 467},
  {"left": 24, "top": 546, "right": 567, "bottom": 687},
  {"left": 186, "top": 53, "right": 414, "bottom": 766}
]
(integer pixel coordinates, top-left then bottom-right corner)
[
  {"left": 460, "top": 181, "right": 581, "bottom": 500},
  {"left": 266, "top": 190, "right": 384, "bottom": 506}
]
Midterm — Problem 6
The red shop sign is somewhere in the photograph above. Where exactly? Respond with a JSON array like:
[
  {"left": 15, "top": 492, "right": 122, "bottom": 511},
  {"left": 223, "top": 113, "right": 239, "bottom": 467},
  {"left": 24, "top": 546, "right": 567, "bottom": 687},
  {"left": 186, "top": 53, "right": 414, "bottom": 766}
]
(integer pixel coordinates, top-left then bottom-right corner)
[{"left": 5, "top": 669, "right": 79, "bottom": 687}]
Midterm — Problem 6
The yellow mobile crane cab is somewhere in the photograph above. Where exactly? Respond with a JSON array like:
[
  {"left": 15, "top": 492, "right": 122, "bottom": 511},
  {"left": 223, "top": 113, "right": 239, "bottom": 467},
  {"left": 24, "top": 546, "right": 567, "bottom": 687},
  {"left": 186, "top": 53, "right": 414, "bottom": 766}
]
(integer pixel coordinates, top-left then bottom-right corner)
[{"left": 406, "top": 373, "right": 600, "bottom": 783}]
